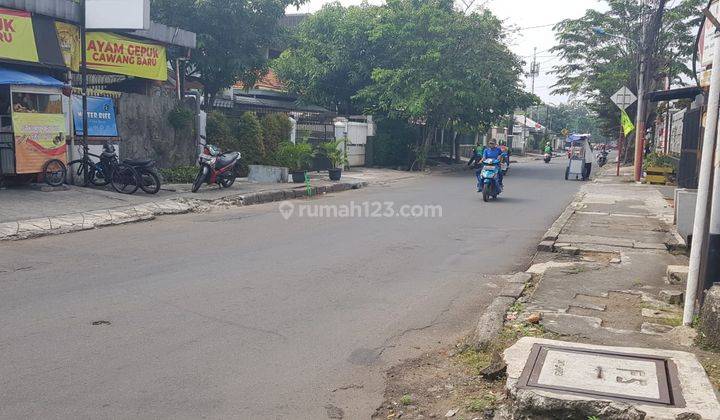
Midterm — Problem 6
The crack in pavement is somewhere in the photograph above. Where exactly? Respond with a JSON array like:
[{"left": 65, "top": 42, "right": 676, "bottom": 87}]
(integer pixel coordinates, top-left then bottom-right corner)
[{"left": 160, "top": 301, "right": 288, "bottom": 341}]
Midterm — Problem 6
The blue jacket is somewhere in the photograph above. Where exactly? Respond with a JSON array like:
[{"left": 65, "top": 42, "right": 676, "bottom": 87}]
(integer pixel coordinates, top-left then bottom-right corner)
[{"left": 483, "top": 146, "right": 505, "bottom": 161}]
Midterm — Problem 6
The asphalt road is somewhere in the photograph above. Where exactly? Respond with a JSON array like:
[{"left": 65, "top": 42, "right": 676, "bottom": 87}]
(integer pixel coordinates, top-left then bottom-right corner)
[{"left": 0, "top": 158, "right": 581, "bottom": 419}]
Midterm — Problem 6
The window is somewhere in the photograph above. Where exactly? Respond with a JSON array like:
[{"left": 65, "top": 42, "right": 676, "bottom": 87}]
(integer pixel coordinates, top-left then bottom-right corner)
[{"left": 12, "top": 92, "right": 62, "bottom": 114}]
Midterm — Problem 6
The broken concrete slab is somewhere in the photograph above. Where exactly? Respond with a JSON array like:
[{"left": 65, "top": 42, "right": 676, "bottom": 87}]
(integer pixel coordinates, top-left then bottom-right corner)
[
  {"left": 537, "top": 240, "right": 555, "bottom": 252},
  {"left": 640, "top": 322, "right": 674, "bottom": 335},
  {"left": 667, "top": 265, "right": 689, "bottom": 285},
  {"left": 503, "top": 272, "right": 532, "bottom": 284},
  {"left": 499, "top": 282, "right": 526, "bottom": 299},
  {"left": 473, "top": 296, "right": 516, "bottom": 351},
  {"left": 541, "top": 313, "right": 602, "bottom": 337},
  {"left": 700, "top": 286, "right": 720, "bottom": 350},
  {"left": 503, "top": 337, "right": 720, "bottom": 420},
  {"left": 659, "top": 290, "right": 684, "bottom": 305}
]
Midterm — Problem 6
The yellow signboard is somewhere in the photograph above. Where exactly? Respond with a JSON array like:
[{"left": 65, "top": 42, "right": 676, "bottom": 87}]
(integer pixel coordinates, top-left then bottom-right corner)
[
  {"left": 12, "top": 112, "right": 67, "bottom": 174},
  {"left": 86, "top": 32, "right": 167, "bottom": 81},
  {"left": 55, "top": 21, "right": 81, "bottom": 72},
  {"left": 0, "top": 8, "right": 39, "bottom": 63}
]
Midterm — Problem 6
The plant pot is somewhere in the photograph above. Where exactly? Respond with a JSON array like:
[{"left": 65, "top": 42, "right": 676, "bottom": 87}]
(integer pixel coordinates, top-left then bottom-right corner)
[
  {"left": 291, "top": 171, "right": 306, "bottom": 183},
  {"left": 328, "top": 168, "right": 342, "bottom": 181}
]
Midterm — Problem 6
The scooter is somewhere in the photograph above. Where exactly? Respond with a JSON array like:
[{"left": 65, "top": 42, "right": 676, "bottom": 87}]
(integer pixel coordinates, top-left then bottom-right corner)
[
  {"left": 543, "top": 153, "right": 552, "bottom": 163},
  {"left": 191, "top": 144, "right": 241, "bottom": 193},
  {"left": 597, "top": 151, "right": 608, "bottom": 167},
  {"left": 478, "top": 158, "right": 503, "bottom": 202}
]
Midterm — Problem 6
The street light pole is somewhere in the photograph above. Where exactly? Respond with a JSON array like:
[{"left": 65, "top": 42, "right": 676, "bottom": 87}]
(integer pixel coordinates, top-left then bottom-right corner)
[{"left": 634, "top": 55, "right": 646, "bottom": 182}]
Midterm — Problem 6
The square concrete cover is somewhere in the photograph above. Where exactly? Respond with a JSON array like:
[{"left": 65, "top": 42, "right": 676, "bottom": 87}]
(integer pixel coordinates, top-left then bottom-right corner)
[{"left": 504, "top": 338, "right": 720, "bottom": 419}]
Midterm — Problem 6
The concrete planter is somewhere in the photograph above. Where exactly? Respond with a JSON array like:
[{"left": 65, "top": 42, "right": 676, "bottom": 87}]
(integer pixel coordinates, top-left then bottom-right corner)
[{"left": 248, "top": 165, "right": 288, "bottom": 183}]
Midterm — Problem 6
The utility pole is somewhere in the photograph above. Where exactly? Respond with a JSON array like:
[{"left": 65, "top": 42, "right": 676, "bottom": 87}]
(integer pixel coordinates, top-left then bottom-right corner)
[
  {"left": 683, "top": 25, "right": 720, "bottom": 325},
  {"left": 524, "top": 47, "right": 539, "bottom": 152},
  {"left": 633, "top": 27, "right": 647, "bottom": 182}
]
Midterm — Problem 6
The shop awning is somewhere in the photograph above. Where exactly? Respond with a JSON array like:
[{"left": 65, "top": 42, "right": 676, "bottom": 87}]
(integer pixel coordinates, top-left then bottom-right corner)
[{"left": 0, "top": 68, "right": 64, "bottom": 87}]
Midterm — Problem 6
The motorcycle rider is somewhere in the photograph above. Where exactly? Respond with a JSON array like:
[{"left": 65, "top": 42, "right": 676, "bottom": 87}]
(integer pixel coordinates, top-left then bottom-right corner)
[
  {"left": 475, "top": 139, "right": 505, "bottom": 191},
  {"left": 467, "top": 142, "right": 486, "bottom": 167},
  {"left": 544, "top": 142, "right": 553, "bottom": 155}
]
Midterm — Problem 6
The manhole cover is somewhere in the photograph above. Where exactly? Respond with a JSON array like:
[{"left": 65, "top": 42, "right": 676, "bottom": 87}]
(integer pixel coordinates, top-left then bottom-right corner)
[{"left": 518, "top": 344, "right": 684, "bottom": 406}]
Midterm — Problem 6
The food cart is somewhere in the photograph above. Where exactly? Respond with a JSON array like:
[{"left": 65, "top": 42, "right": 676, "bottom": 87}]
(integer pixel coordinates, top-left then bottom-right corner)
[
  {"left": 0, "top": 68, "right": 70, "bottom": 186},
  {"left": 564, "top": 134, "right": 593, "bottom": 181}
]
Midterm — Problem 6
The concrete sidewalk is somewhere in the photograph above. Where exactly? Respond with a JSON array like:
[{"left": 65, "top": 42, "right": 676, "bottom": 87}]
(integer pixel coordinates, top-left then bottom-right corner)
[
  {"left": 525, "top": 166, "right": 693, "bottom": 349},
  {"left": 0, "top": 167, "right": 423, "bottom": 241}
]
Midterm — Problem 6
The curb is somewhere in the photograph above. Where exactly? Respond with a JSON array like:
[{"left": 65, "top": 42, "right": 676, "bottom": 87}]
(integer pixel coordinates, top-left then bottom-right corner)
[
  {"left": 0, "top": 181, "right": 367, "bottom": 242},
  {"left": 540, "top": 191, "right": 585, "bottom": 245},
  {"left": 472, "top": 272, "right": 532, "bottom": 351}
]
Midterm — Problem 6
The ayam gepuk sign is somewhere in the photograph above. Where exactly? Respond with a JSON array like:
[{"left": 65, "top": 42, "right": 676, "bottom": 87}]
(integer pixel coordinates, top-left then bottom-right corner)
[
  {"left": 0, "top": 8, "right": 39, "bottom": 63},
  {"left": 86, "top": 32, "right": 167, "bottom": 81}
]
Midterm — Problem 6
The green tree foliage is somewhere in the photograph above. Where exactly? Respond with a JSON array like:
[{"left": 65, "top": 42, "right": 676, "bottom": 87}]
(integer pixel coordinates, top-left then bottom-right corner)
[
  {"left": 551, "top": 0, "right": 703, "bottom": 137},
  {"left": 260, "top": 113, "right": 292, "bottom": 156},
  {"left": 274, "top": 3, "right": 378, "bottom": 114},
  {"left": 206, "top": 111, "right": 235, "bottom": 151},
  {"left": 236, "top": 112, "right": 266, "bottom": 166},
  {"left": 151, "top": 0, "right": 303, "bottom": 105},
  {"left": 533, "top": 103, "right": 605, "bottom": 141},
  {"left": 274, "top": 0, "right": 534, "bottom": 168}
]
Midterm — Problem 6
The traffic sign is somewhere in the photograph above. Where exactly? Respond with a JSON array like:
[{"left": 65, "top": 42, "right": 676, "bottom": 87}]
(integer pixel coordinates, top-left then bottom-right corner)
[{"left": 611, "top": 87, "right": 637, "bottom": 110}]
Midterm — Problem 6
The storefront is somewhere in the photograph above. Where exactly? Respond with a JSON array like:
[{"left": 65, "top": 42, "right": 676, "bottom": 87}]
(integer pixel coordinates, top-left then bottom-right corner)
[{"left": 0, "top": 70, "right": 70, "bottom": 183}]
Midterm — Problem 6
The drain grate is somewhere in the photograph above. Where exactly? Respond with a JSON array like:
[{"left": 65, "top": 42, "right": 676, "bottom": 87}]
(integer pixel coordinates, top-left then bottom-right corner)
[{"left": 517, "top": 344, "right": 684, "bottom": 407}]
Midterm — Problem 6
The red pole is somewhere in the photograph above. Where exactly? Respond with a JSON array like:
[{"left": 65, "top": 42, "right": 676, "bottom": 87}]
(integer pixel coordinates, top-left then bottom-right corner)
[{"left": 616, "top": 131, "right": 623, "bottom": 177}]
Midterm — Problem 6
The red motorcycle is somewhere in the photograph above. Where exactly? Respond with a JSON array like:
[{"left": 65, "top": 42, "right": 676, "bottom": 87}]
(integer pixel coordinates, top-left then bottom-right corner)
[{"left": 191, "top": 144, "right": 241, "bottom": 193}]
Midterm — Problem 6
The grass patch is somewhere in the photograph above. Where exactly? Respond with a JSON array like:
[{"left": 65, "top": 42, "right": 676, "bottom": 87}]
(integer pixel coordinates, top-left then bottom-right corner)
[
  {"left": 466, "top": 394, "right": 497, "bottom": 412},
  {"left": 508, "top": 301, "right": 524, "bottom": 314},
  {"left": 399, "top": 394, "right": 413, "bottom": 406},
  {"left": 457, "top": 347, "right": 493, "bottom": 375},
  {"left": 646, "top": 315, "right": 683, "bottom": 327}
]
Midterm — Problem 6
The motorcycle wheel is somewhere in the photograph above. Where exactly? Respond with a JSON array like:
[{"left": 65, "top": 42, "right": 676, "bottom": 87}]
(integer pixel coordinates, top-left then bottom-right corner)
[
  {"left": 138, "top": 168, "right": 161, "bottom": 194},
  {"left": 482, "top": 184, "right": 490, "bottom": 202},
  {"left": 191, "top": 166, "right": 208, "bottom": 193},
  {"left": 219, "top": 168, "right": 237, "bottom": 188},
  {"left": 111, "top": 164, "right": 140, "bottom": 194}
]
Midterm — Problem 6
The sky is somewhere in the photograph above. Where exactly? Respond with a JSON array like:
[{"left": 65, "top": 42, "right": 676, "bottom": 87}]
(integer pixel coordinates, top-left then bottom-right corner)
[{"left": 286, "top": 0, "right": 607, "bottom": 104}]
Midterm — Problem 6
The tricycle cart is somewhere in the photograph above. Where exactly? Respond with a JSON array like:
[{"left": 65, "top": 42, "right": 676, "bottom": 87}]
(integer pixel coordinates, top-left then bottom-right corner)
[
  {"left": 0, "top": 68, "right": 70, "bottom": 187},
  {"left": 564, "top": 134, "right": 593, "bottom": 181}
]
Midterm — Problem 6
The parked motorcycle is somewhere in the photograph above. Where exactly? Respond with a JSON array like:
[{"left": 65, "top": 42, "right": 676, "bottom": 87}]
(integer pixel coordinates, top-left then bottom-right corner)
[
  {"left": 543, "top": 153, "right": 552, "bottom": 163},
  {"left": 191, "top": 144, "right": 241, "bottom": 193},
  {"left": 124, "top": 158, "right": 161, "bottom": 194},
  {"left": 597, "top": 151, "right": 608, "bottom": 167},
  {"left": 478, "top": 158, "right": 503, "bottom": 202}
]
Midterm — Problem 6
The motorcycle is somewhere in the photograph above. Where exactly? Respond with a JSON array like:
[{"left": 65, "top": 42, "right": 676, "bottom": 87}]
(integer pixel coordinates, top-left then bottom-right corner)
[
  {"left": 124, "top": 157, "right": 161, "bottom": 194},
  {"left": 597, "top": 151, "right": 608, "bottom": 167},
  {"left": 191, "top": 144, "right": 241, "bottom": 193},
  {"left": 543, "top": 153, "right": 552, "bottom": 163},
  {"left": 478, "top": 158, "right": 503, "bottom": 202}
]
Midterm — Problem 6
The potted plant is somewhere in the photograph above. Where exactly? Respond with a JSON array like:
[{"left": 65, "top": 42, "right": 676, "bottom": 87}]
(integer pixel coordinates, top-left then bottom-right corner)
[
  {"left": 316, "top": 139, "right": 347, "bottom": 181},
  {"left": 276, "top": 141, "right": 313, "bottom": 183}
]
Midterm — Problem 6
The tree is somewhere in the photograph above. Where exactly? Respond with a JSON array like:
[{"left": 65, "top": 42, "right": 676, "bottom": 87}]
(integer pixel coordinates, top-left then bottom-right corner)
[
  {"left": 275, "top": 0, "right": 533, "bottom": 169},
  {"left": 273, "top": 3, "right": 379, "bottom": 114},
  {"left": 550, "top": 0, "right": 703, "bottom": 138},
  {"left": 356, "top": 0, "right": 534, "bottom": 168},
  {"left": 151, "top": 0, "right": 303, "bottom": 107},
  {"left": 534, "top": 102, "right": 604, "bottom": 141}
]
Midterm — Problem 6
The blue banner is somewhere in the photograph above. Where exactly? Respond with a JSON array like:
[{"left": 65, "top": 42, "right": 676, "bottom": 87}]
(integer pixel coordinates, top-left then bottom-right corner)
[{"left": 72, "top": 95, "right": 119, "bottom": 137}]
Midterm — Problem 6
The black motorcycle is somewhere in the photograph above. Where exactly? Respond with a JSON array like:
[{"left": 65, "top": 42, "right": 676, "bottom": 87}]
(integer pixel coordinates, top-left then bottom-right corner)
[
  {"left": 124, "top": 158, "right": 161, "bottom": 194},
  {"left": 597, "top": 151, "right": 609, "bottom": 167}
]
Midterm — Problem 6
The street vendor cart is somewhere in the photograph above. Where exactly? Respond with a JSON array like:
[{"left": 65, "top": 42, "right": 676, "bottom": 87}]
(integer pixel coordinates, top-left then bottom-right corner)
[
  {"left": 0, "top": 68, "right": 70, "bottom": 186},
  {"left": 564, "top": 133, "right": 594, "bottom": 181}
]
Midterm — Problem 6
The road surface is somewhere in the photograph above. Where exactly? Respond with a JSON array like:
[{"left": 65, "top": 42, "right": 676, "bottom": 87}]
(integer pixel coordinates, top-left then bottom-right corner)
[{"left": 0, "top": 158, "right": 580, "bottom": 419}]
